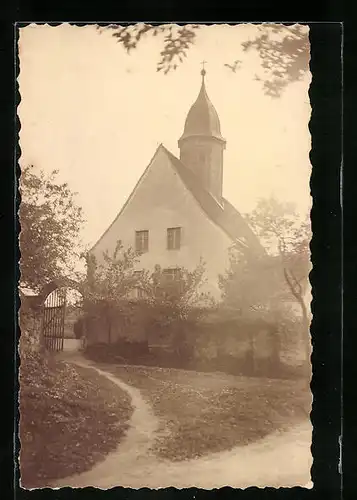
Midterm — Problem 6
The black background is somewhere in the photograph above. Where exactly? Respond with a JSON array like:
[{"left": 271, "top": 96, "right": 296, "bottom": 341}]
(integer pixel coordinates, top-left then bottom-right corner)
[{"left": 1, "top": 2, "right": 350, "bottom": 499}]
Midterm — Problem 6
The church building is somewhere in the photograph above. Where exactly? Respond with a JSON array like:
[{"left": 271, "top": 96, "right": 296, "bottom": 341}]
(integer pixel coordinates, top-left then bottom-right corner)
[{"left": 89, "top": 68, "right": 263, "bottom": 299}]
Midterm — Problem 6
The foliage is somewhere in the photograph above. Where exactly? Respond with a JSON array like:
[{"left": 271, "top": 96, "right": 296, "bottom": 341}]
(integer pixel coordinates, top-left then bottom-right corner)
[
  {"left": 19, "top": 325, "right": 41, "bottom": 366},
  {"left": 246, "top": 197, "right": 311, "bottom": 362},
  {"left": 144, "top": 262, "right": 214, "bottom": 358},
  {"left": 100, "top": 23, "right": 309, "bottom": 97},
  {"left": 218, "top": 197, "right": 311, "bottom": 366},
  {"left": 85, "top": 240, "right": 213, "bottom": 317},
  {"left": 19, "top": 165, "right": 84, "bottom": 292},
  {"left": 18, "top": 297, "right": 41, "bottom": 350},
  {"left": 219, "top": 248, "right": 285, "bottom": 318},
  {"left": 149, "top": 262, "right": 214, "bottom": 352},
  {"left": 85, "top": 240, "right": 149, "bottom": 301},
  {"left": 85, "top": 308, "right": 306, "bottom": 379},
  {"left": 82, "top": 240, "right": 148, "bottom": 343},
  {"left": 241, "top": 24, "right": 310, "bottom": 97},
  {"left": 19, "top": 353, "right": 133, "bottom": 488},
  {"left": 102, "top": 23, "right": 200, "bottom": 74},
  {"left": 147, "top": 260, "right": 215, "bottom": 320},
  {"left": 84, "top": 242, "right": 214, "bottom": 352},
  {"left": 245, "top": 196, "right": 311, "bottom": 309}
]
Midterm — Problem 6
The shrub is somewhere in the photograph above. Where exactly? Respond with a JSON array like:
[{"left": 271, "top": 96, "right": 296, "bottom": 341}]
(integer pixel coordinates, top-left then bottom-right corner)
[{"left": 85, "top": 339, "right": 150, "bottom": 364}]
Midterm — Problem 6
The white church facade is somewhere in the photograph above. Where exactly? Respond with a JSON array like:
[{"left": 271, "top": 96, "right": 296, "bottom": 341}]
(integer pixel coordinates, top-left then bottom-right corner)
[{"left": 89, "top": 69, "right": 263, "bottom": 299}]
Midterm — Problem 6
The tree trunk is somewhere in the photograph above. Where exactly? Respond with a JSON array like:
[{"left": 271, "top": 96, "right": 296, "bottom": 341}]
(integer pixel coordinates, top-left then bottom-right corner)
[
  {"left": 294, "top": 295, "right": 310, "bottom": 363},
  {"left": 288, "top": 293, "right": 311, "bottom": 385},
  {"left": 282, "top": 267, "right": 311, "bottom": 371}
]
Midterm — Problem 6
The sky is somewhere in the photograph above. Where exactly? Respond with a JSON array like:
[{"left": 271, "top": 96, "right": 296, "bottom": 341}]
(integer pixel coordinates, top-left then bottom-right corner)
[{"left": 18, "top": 24, "right": 312, "bottom": 249}]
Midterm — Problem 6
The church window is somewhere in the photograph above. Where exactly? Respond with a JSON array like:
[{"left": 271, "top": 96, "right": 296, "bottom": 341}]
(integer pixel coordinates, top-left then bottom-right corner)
[
  {"left": 167, "top": 227, "right": 181, "bottom": 250},
  {"left": 135, "top": 230, "right": 149, "bottom": 253}
]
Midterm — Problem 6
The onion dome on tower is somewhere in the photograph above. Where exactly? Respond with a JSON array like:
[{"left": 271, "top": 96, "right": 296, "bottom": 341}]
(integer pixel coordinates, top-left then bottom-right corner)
[{"left": 178, "top": 65, "right": 226, "bottom": 203}]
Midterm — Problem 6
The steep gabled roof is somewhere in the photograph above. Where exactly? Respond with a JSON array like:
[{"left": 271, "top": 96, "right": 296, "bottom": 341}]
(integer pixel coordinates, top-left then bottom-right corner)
[
  {"left": 90, "top": 145, "right": 163, "bottom": 253},
  {"left": 90, "top": 144, "right": 264, "bottom": 256},
  {"left": 162, "top": 146, "right": 264, "bottom": 255}
]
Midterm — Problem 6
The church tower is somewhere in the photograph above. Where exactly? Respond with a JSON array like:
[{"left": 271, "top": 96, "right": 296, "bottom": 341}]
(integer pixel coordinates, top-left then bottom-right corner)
[{"left": 178, "top": 66, "right": 226, "bottom": 203}]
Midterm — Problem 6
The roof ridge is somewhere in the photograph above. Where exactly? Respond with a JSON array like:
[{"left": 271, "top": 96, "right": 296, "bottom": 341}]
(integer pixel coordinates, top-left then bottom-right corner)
[
  {"left": 161, "top": 146, "right": 260, "bottom": 253},
  {"left": 161, "top": 146, "right": 223, "bottom": 202},
  {"left": 89, "top": 144, "right": 165, "bottom": 253},
  {"left": 90, "top": 144, "right": 264, "bottom": 258}
]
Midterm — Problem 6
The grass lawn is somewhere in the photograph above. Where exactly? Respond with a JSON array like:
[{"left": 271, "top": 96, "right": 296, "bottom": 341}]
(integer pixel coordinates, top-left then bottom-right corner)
[
  {"left": 19, "top": 354, "right": 133, "bottom": 489},
  {"left": 98, "top": 363, "right": 311, "bottom": 462}
]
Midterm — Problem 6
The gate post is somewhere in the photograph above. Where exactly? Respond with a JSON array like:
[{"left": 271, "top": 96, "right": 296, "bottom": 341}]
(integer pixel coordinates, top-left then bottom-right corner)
[{"left": 39, "top": 301, "right": 46, "bottom": 354}]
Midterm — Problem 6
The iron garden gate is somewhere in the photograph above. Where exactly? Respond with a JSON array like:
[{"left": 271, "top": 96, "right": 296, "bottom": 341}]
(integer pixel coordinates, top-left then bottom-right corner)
[{"left": 41, "top": 287, "right": 67, "bottom": 351}]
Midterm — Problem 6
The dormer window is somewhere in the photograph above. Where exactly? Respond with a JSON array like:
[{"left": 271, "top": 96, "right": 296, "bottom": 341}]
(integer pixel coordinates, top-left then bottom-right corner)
[
  {"left": 135, "top": 230, "right": 149, "bottom": 253},
  {"left": 167, "top": 227, "right": 181, "bottom": 250}
]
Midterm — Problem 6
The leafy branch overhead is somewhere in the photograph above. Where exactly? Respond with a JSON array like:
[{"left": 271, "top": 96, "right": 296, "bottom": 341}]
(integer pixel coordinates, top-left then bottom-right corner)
[
  {"left": 241, "top": 24, "right": 310, "bottom": 98},
  {"left": 101, "top": 24, "right": 200, "bottom": 74},
  {"left": 99, "top": 23, "right": 310, "bottom": 97}
]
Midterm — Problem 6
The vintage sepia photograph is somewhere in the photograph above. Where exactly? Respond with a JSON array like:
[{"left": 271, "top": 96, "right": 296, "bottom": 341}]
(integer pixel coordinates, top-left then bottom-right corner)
[{"left": 17, "top": 23, "right": 312, "bottom": 489}]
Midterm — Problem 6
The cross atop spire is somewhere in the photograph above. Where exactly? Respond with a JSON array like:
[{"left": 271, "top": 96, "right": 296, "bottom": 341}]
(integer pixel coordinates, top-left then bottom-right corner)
[{"left": 200, "top": 60, "right": 207, "bottom": 79}]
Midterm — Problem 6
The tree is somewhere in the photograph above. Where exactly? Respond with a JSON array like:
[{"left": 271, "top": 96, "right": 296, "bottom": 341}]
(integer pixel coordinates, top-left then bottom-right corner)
[
  {"left": 219, "top": 248, "right": 284, "bottom": 318},
  {"left": 219, "top": 246, "right": 289, "bottom": 370},
  {"left": 99, "top": 23, "right": 309, "bottom": 97},
  {"left": 245, "top": 197, "right": 311, "bottom": 362},
  {"left": 145, "top": 260, "right": 215, "bottom": 358},
  {"left": 240, "top": 24, "right": 309, "bottom": 98},
  {"left": 83, "top": 240, "right": 150, "bottom": 344},
  {"left": 19, "top": 165, "right": 84, "bottom": 293},
  {"left": 151, "top": 259, "right": 212, "bottom": 304},
  {"left": 84, "top": 242, "right": 214, "bottom": 351},
  {"left": 101, "top": 24, "right": 199, "bottom": 74},
  {"left": 86, "top": 240, "right": 149, "bottom": 300}
]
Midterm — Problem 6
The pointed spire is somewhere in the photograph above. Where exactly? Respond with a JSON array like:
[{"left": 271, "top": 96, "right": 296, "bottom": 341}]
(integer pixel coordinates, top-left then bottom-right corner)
[
  {"left": 200, "top": 60, "right": 207, "bottom": 83},
  {"left": 178, "top": 61, "right": 225, "bottom": 143}
]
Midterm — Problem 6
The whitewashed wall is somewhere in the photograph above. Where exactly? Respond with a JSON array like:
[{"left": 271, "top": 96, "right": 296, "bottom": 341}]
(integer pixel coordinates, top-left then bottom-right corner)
[{"left": 91, "top": 146, "right": 232, "bottom": 299}]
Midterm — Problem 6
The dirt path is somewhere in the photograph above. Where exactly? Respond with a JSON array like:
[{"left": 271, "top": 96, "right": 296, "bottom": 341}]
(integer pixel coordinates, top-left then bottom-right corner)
[{"left": 53, "top": 357, "right": 312, "bottom": 489}]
